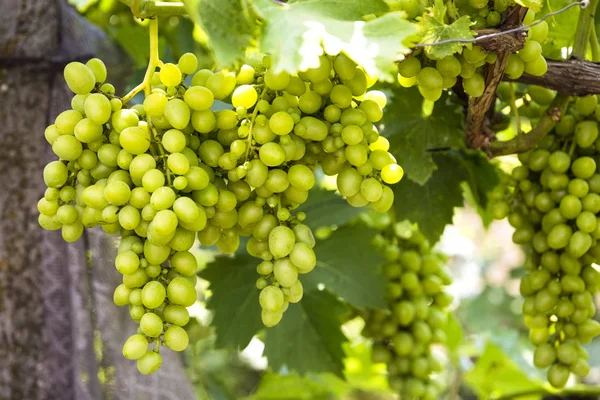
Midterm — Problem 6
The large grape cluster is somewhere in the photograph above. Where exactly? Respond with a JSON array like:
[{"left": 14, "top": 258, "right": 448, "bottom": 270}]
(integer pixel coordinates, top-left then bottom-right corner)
[
  {"left": 361, "top": 223, "right": 453, "bottom": 399},
  {"left": 38, "top": 49, "right": 404, "bottom": 372},
  {"left": 490, "top": 96, "right": 600, "bottom": 388},
  {"left": 397, "top": 9, "right": 548, "bottom": 102}
]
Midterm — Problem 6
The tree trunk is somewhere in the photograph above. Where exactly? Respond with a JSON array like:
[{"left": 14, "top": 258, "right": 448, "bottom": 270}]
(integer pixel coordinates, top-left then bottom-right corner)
[{"left": 0, "top": 1, "right": 196, "bottom": 399}]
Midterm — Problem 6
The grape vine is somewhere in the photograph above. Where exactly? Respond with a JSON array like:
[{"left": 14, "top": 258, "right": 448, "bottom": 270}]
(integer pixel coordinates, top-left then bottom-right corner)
[
  {"left": 37, "top": 16, "right": 403, "bottom": 374},
  {"left": 361, "top": 221, "right": 452, "bottom": 400},
  {"left": 490, "top": 98, "right": 600, "bottom": 388}
]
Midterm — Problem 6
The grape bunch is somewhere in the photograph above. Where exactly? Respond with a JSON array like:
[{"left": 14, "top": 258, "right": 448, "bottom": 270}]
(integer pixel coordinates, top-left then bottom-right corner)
[
  {"left": 38, "top": 48, "right": 404, "bottom": 372},
  {"left": 397, "top": 9, "right": 548, "bottom": 102},
  {"left": 490, "top": 96, "right": 600, "bottom": 388},
  {"left": 361, "top": 223, "right": 453, "bottom": 400}
]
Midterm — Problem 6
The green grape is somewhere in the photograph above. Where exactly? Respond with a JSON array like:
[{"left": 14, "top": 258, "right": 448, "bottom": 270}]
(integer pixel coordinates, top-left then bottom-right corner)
[
  {"left": 524, "top": 55, "right": 548, "bottom": 77},
  {"left": 178, "top": 52, "right": 198, "bottom": 75},
  {"left": 264, "top": 69, "right": 290, "bottom": 90},
  {"left": 120, "top": 126, "right": 150, "bottom": 155},
  {"left": 330, "top": 85, "right": 353, "bottom": 108},
  {"left": 137, "top": 352, "right": 162, "bottom": 375},
  {"left": 160, "top": 63, "right": 182, "bottom": 87},
  {"left": 436, "top": 56, "right": 461, "bottom": 77},
  {"left": 122, "top": 334, "right": 148, "bottom": 360},
  {"left": 398, "top": 57, "right": 421, "bottom": 78},
  {"left": 64, "top": 62, "right": 96, "bottom": 94},
  {"left": 232, "top": 84, "right": 258, "bottom": 109},
  {"left": 463, "top": 74, "right": 485, "bottom": 97},
  {"left": 505, "top": 54, "right": 525, "bottom": 79},
  {"left": 52, "top": 134, "right": 83, "bottom": 161},
  {"left": 416, "top": 67, "right": 443, "bottom": 89},
  {"left": 164, "top": 325, "right": 189, "bottom": 351},
  {"left": 164, "top": 99, "right": 191, "bottom": 130},
  {"left": 86, "top": 58, "right": 107, "bottom": 84},
  {"left": 84, "top": 93, "right": 111, "bottom": 125},
  {"left": 166, "top": 277, "right": 196, "bottom": 307}
]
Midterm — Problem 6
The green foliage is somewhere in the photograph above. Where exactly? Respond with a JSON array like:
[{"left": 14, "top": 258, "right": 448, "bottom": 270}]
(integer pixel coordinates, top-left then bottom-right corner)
[
  {"left": 199, "top": 254, "right": 262, "bottom": 349},
  {"left": 183, "top": 0, "right": 257, "bottom": 66},
  {"left": 304, "top": 226, "right": 386, "bottom": 308},
  {"left": 464, "top": 333, "right": 546, "bottom": 399},
  {"left": 391, "top": 153, "right": 466, "bottom": 244},
  {"left": 264, "top": 290, "right": 348, "bottom": 376},
  {"left": 254, "top": 0, "right": 418, "bottom": 81},
  {"left": 381, "top": 87, "right": 465, "bottom": 184},
  {"left": 294, "top": 188, "right": 364, "bottom": 231},
  {"left": 515, "top": 0, "right": 543, "bottom": 12},
  {"left": 420, "top": 0, "right": 475, "bottom": 60}
]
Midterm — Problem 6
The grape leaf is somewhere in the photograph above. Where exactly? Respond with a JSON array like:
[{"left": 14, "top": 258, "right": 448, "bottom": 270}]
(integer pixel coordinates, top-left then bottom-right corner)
[
  {"left": 302, "top": 225, "right": 386, "bottom": 308},
  {"left": 465, "top": 333, "right": 545, "bottom": 398},
  {"left": 446, "top": 149, "right": 500, "bottom": 210},
  {"left": 295, "top": 188, "right": 364, "bottom": 230},
  {"left": 264, "top": 290, "right": 348, "bottom": 376},
  {"left": 183, "top": 0, "right": 256, "bottom": 66},
  {"left": 381, "top": 86, "right": 465, "bottom": 185},
  {"left": 249, "top": 372, "right": 348, "bottom": 400},
  {"left": 199, "top": 254, "right": 262, "bottom": 349},
  {"left": 392, "top": 153, "right": 465, "bottom": 245},
  {"left": 540, "top": 0, "right": 580, "bottom": 55},
  {"left": 515, "top": 0, "right": 542, "bottom": 12},
  {"left": 420, "top": 0, "right": 474, "bottom": 60},
  {"left": 254, "top": 0, "right": 419, "bottom": 81}
]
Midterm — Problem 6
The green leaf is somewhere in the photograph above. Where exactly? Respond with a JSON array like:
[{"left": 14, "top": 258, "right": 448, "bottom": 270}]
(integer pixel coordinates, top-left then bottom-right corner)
[
  {"left": 264, "top": 290, "right": 348, "bottom": 376},
  {"left": 199, "top": 254, "right": 262, "bottom": 349},
  {"left": 183, "top": 0, "right": 256, "bottom": 66},
  {"left": 465, "top": 333, "right": 545, "bottom": 399},
  {"left": 295, "top": 188, "right": 364, "bottom": 230},
  {"left": 391, "top": 153, "right": 466, "bottom": 244},
  {"left": 112, "top": 24, "right": 151, "bottom": 68},
  {"left": 444, "top": 313, "right": 464, "bottom": 352},
  {"left": 515, "top": 0, "right": 542, "bottom": 12},
  {"left": 254, "top": 0, "right": 419, "bottom": 81},
  {"left": 248, "top": 373, "right": 349, "bottom": 400},
  {"left": 446, "top": 149, "right": 501, "bottom": 225},
  {"left": 420, "top": 0, "right": 474, "bottom": 59},
  {"left": 303, "top": 225, "right": 386, "bottom": 309},
  {"left": 540, "top": 0, "right": 580, "bottom": 54},
  {"left": 381, "top": 86, "right": 465, "bottom": 184}
]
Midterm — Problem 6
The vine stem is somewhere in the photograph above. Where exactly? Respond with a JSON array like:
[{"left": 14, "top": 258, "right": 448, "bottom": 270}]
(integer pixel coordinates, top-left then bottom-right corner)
[
  {"left": 121, "top": 18, "right": 160, "bottom": 104},
  {"left": 492, "top": 386, "right": 600, "bottom": 400}
]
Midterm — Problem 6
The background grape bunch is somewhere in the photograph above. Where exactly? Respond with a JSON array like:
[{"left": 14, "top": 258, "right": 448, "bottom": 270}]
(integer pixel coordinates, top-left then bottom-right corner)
[
  {"left": 37, "top": 48, "right": 404, "bottom": 374},
  {"left": 361, "top": 222, "right": 453, "bottom": 400},
  {"left": 490, "top": 96, "right": 600, "bottom": 388},
  {"left": 397, "top": 8, "right": 548, "bottom": 101}
]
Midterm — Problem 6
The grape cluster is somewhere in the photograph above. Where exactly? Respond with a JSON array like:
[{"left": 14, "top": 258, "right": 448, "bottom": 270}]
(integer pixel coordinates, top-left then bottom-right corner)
[
  {"left": 361, "top": 223, "right": 453, "bottom": 399},
  {"left": 397, "top": 9, "right": 548, "bottom": 102},
  {"left": 38, "top": 48, "right": 404, "bottom": 371},
  {"left": 490, "top": 96, "right": 600, "bottom": 388}
]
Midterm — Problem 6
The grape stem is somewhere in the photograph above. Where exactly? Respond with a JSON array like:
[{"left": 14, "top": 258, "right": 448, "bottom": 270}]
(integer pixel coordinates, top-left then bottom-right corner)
[
  {"left": 121, "top": 18, "right": 160, "bottom": 104},
  {"left": 244, "top": 87, "right": 271, "bottom": 161},
  {"left": 589, "top": 24, "right": 600, "bottom": 62},
  {"left": 509, "top": 83, "right": 521, "bottom": 136}
]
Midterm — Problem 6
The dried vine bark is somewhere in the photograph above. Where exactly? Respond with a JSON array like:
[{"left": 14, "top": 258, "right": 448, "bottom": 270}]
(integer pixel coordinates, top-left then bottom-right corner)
[
  {"left": 510, "top": 59, "right": 600, "bottom": 96},
  {"left": 465, "top": 6, "right": 527, "bottom": 152}
]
